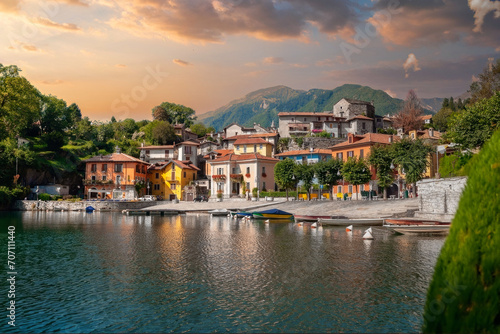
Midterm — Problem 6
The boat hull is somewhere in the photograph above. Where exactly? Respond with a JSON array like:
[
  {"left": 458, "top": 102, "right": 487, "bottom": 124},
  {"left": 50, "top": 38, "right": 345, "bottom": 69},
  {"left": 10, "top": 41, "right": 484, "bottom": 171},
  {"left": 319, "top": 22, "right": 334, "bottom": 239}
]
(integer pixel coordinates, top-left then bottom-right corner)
[
  {"left": 294, "top": 215, "right": 331, "bottom": 222},
  {"left": 318, "top": 218, "right": 384, "bottom": 226},
  {"left": 253, "top": 213, "right": 293, "bottom": 220},
  {"left": 385, "top": 224, "right": 450, "bottom": 235},
  {"left": 384, "top": 218, "right": 450, "bottom": 225}
]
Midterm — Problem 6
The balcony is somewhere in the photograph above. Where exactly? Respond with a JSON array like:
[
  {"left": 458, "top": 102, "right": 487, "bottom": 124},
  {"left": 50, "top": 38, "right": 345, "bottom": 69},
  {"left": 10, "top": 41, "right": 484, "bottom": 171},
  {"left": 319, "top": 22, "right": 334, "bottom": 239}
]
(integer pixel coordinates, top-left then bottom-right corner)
[
  {"left": 212, "top": 174, "right": 226, "bottom": 182},
  {"left": 230, "top": 174, "right": 243, "bottom": 182},
  {"left": 84, "top": 179, "right": 114, "bottom": 186}
]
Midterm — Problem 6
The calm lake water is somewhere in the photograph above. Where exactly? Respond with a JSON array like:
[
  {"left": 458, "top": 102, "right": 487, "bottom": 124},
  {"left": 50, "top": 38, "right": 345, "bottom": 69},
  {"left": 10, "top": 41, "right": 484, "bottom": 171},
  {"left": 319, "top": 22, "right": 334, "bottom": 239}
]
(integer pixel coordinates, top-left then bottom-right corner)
[{"left": 0, "top": 211, "right": 445, "bottom": 333}]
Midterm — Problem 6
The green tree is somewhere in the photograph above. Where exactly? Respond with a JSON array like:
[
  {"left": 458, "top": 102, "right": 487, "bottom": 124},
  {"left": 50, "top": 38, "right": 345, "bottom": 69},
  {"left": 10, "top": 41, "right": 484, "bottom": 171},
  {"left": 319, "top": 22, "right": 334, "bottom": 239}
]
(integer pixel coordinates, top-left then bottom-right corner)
[
  {"left": 0, "top": 64, "right": 41, "bottom": 140},
  {"left": 190, "top": 123, "right": 214, "bottom": 137},
  {"left": 40, "top": 95, "right": 68, "bottom": 134},
  {"left": 446, "top": 92, "right": 500, "bottom": 149},
  {"left": 469, "top": 58, "right": 500, "bottom": 103},
  {"left": 432, "top": 107, "right": 454, "bottom": 132},
  {"left": 273, "top": 158, "right": 298, "bottom": 200},
  {"left": 152, "top": 102, "right": 197, "bottom": 127},
  {"left": 341, "top": 157, "right": 371, "bottom": 200},
  {"left": 144, "top": 121, "right": 177, "bottom": 145},
  {"left": 0, "top": 137, "right": 36, "bottom": 186},
  {"left": 314, "top": 158, "right": 343, "bottom": 200},
  {"left": 296, "top": 163, "right": 315, "bottom": 200},
  {"left": 65, "top": 103, "right": 82, "bottom": 130},
  {"left": 422, "top": 129, "right": 500, "bottom": 333},
  {"left": 368, "top": 144, "right": 395, "bottom": 199},
  {"left": 392, "top": 137, "right": 432, "bottom": 195}
]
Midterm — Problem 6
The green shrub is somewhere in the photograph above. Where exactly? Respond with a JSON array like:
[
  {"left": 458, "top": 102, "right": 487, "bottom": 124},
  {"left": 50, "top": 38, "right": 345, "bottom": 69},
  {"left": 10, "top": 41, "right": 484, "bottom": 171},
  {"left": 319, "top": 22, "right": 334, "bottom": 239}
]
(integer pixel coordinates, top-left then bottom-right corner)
[
  {"left": 422, "top": 129, "right": 500, "bottom": 333},
  {"left": 252, "top": 187, "right": 258, "bottom": 197},
  {"left": 439, "top": 151, "right": 473, "bottom": 177},
  {"left": 0, "top": 186, "right": 29, "bottom": 208},
  {"left": 38, "top": 193, "right": 51, "bottom": 201}
]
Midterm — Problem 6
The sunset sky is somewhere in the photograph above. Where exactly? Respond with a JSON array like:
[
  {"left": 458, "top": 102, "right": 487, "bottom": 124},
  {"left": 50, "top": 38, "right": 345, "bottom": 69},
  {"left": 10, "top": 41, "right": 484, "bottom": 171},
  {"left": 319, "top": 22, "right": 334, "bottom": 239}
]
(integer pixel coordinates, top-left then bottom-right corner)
[{"left": 1, "top": 0, "right": 499, "bottom": 121}]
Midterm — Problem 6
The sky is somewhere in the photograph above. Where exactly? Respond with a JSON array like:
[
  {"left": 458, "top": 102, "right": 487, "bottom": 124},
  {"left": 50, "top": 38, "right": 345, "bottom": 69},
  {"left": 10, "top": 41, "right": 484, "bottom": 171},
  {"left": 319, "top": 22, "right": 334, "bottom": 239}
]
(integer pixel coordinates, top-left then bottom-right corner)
[{"left": 1, "top": 0, "right": 499, "bottom": 121}]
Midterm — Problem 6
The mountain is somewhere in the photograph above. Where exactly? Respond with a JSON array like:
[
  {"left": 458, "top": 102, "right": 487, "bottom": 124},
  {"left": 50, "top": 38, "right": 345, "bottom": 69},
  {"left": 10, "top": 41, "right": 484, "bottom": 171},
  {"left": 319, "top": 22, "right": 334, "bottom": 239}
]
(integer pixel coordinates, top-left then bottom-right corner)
[{"left": 199, "top": 84, "right": 436, "bottom": 131}]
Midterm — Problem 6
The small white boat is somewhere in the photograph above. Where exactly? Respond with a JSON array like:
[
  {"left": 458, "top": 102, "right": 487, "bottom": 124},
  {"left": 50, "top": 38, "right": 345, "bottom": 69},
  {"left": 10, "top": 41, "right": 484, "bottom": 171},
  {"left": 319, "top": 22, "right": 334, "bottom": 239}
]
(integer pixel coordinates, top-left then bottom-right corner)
[
  {"left": 385, "top": 224, "right": 450, "bottom": 235},
  {"left": 208, "top": 209, "right": 231, "bottom": 216},
  {"left": 318, "top": 218, "right": 384, "bottom": 226}
]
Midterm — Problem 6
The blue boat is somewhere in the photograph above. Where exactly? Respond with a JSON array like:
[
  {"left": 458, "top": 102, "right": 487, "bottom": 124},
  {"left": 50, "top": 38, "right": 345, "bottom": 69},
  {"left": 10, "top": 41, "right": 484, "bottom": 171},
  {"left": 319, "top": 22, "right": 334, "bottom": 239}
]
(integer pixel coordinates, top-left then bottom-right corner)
[
  {"left": 252, "top": 209, "right": 293, "bottom": 220},
  {"left": 85, "top": 206, "right": 95, "bottom": 213}
]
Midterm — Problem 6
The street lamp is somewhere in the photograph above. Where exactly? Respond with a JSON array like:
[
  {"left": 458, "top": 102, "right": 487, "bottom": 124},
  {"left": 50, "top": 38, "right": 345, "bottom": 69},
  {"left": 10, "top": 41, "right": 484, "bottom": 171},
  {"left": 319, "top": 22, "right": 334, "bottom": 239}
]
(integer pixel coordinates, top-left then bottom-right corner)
[{"left": 147, "top": 182, "right": 150, "bottom": 195}]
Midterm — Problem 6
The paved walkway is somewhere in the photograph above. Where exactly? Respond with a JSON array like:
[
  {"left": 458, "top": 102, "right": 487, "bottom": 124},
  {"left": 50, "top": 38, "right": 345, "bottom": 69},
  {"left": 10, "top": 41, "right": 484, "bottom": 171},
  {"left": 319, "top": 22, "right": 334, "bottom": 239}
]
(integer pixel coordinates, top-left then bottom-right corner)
[{"left": 144, "top": 197, "right": 420, "bottom": 219}]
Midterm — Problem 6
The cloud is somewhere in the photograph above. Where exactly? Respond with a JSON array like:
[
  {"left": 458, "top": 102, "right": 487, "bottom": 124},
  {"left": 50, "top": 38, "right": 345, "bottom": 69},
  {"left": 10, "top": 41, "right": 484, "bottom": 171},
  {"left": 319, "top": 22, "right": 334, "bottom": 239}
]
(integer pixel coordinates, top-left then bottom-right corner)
[
  {"left": 31, "top": 17, "right": 81, "bottom": 31},
  {"left": 40, "top": 79, "right": 65, "bottom": 85},
  {"left": 0, "top": 0, "right": 19, "bottom": 13},
  {"left": 115, "top": 64, "right": 127, "bottom": 68},
  {"left": 468, "top": 0, "right": 500, "bottom": 32},
  {"left": 263, "top": 57, "right": 284, "bottom": 64},
  {"left": 22, "top": 44, "right": 39, "bottom": 52},
  {"left": 9, "top": 40, "right": 41, "bottom": 52},
  {"left": 105, "top": 0, "right": 361, "bottom": 43},
  {"left": 173, "top": 59, "right": 191, "bottom": 66},
  {"left": 367, "top": 0, "right": 500, "bottom": 49},
  {"left": 403, "top": 53, "right": 421, "bottom": 78}
]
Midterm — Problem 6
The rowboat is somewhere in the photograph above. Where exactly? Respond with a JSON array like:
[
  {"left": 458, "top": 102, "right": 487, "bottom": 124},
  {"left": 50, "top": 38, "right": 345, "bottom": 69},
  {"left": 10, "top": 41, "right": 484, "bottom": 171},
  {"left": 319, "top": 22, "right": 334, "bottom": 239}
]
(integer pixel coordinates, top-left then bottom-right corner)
[
  {"left": 317, "top": 218, "right": 384, "bottom": 226},
  {"left": 384, "top": 218, "right": 450, "bottom": 225},
  {"left": 252, "top": 209, "right": 294, "bottom": 220},
  {"left": 294, "top": 215, "right": 332, "bottom": 222},
  {"left": 384, "top": 224, "right": 450, "bottom": 235},
  {"left": 208, "top": 209, "right": 231, "bottom": 216}
]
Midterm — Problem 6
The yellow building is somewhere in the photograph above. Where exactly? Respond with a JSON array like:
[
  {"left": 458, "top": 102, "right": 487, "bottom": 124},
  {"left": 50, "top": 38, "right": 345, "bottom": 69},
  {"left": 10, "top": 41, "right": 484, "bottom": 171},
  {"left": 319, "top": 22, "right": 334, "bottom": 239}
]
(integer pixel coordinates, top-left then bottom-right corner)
[
  {"left": 233, "top": 138, "right": 274, "bottom": 157},
  {"left": 148, "top": 160, "right": 200, "bottom": 201}
]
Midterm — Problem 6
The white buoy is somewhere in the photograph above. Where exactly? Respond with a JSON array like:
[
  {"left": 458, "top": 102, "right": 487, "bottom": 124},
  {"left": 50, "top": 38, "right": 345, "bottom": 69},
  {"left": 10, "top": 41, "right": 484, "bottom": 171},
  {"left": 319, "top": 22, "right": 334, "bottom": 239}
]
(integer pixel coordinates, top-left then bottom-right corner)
[
  {"left": 363, "top": 229, "right": 374, "bottom": 240},
  {"left": 311, "top": 222, "right": 317, "bottom": 229},
  {"left": 366, "top": 227, "right": 373, "bottom": 234},
  {"left": 346, "top": 224, "right": 353, "bottom": 232},
  {"left": 265, "top": 219, "right": 270, "bottom": 224}
]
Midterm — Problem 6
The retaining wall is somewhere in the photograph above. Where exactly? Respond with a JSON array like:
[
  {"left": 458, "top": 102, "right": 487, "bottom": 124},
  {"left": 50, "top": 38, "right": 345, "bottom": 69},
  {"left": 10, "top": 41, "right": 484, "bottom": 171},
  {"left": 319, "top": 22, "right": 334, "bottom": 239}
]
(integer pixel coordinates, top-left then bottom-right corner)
[
  {"left": 415, "top": 176, "right": 467, "bottom": 222},
  {"left": 13, "top": 200, "right": 160, "bottom": 212}
]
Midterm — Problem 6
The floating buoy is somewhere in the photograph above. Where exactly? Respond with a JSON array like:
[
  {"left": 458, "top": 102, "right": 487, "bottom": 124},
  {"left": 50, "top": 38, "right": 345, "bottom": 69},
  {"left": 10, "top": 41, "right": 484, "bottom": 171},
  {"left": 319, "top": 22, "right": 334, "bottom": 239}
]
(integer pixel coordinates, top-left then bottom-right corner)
[
  {"left": 298, "top": 222, "right": 302, "bottom": 226},
  {"left": 311, "top": 222, "right": 317, "bottom": 229},
  {"left": 265, "top": 219, "right": 270, "bottom": 224},
  {"left": 363, "top": 229, "right": 374, "bottom": 240},
  {"left": 366, "top": 227, "right": 373, "bottom": 234},
  {"left": 346, "top": 224, "right": 353, "bottom": 232}
]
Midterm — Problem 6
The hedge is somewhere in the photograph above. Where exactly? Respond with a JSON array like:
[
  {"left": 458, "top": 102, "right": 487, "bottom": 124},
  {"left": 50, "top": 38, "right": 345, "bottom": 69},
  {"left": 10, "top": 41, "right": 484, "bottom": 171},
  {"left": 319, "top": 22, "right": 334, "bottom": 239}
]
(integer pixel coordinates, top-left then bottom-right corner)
[{"left": 422, "top": 129, "right": 500, "bottom": 332}]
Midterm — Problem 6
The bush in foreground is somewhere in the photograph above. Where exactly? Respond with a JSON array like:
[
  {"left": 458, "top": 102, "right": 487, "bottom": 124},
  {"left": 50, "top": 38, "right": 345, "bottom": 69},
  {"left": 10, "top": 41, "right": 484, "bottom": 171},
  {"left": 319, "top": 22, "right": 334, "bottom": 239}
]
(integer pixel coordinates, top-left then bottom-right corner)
[{"left": 422, "top": 129, "right": 500, "bottom": 332}]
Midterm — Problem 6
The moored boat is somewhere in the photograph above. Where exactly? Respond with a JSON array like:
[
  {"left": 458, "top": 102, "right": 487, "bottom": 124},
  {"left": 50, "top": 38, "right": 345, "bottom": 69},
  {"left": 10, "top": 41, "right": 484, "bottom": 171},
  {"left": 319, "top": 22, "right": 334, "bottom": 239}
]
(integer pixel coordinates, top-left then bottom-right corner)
[
  {"left": 294, "top": 215, "right": 332, "bottom": 222},
  {"left": 85, "top": 206, "right": 95, "bottom": 213},
  {"left": 252, "top": 209, "right": 293, "bottom": 220},
  {"left": 208, "top": 209, "right": 231, "bottom": 216},
  {"left": 384, "top": 224, "right": 450, "bottom": 235},
  {"left": 318, "top": 218, "right": 384, "bottom": 226},
  {"left": 384, "top": 218, "right": 450, "bottom": 225}
]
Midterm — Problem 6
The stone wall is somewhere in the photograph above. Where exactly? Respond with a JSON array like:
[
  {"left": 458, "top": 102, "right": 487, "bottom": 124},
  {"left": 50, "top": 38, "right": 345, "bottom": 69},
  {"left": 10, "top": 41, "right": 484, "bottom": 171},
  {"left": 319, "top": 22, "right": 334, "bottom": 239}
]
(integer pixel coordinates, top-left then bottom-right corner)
[
  {"left": 287, "top": 137, "right": 344, "bottom": 151},
  {"left": 13, "top": 200, "right": 160, "bottom": 212},
  {"left": 415, "top": 177, "right": 467, "bottom": 222}
]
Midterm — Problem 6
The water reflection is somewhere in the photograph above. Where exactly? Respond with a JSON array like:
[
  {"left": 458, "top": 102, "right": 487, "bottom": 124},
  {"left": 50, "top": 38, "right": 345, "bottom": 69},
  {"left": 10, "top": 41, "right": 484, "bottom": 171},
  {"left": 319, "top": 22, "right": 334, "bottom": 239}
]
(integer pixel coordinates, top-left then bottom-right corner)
[{"left": 0, "top": 212, "right": 445, "bottom": 333}]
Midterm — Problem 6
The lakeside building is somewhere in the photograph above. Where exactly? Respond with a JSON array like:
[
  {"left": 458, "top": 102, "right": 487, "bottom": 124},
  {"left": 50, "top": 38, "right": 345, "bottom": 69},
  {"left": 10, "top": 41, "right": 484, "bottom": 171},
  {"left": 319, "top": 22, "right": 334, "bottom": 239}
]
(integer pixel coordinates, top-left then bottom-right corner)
[
  {"left": 329, "top": 133, "right": 400, "bottom": 199},
  {"left": 84, "top": 151, "right": 149, "bottom": 200},
  {"left": 275, "top": 148, "right": 333, "bottom": 164},
  {"left": 147, "top": 160, "right": 200, "bottom": 201},
  {"left": 408, "top": 128, "right": 443, "bottom": 179},
  {"left": 138, "top": 140, "right": 200, "bottom": 167},
  {"left": 222, "top": 133, "right": 279, "bottom": 153},
  {"left": 223, "top": 122, "right": 275, "bottom": 138},
  {"left": 278, "top": 98, "right": 392, "bottom": 139}
]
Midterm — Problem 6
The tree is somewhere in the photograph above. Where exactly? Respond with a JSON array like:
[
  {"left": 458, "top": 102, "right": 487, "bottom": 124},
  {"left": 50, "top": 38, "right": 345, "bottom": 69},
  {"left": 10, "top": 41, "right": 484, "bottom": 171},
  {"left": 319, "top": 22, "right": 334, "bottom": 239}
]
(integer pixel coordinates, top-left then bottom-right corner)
[
  {"left": 65, "top": 103, "right": 82, "bottom": 130},
  {"left": 273, "top": 158, "right": 298, "bottom": 200},
  {"left": 341, "top": 157, "right": 371, "bottom": 200},
  {"left": 152, "top": 102, "right": 197, "bottom": 127},
  {"left": 432, "top": 107, "right": 454, "bottom": 132},
  {"left": 0, "top": 64, "right": 41, "bottom": 140},
  {"left": 422, "top": 128, "right": 500, "bottom": 333},
  {"left": 446, "top": 92, "right": 500, "bottom": 149},
  {"left": 295, "top": 163, "right": 315, "bottom": 200},
  {"left": 190, "top": 123, "right": 214, "bottom": 137},
  {"left": 392, "top": 90, "right": 424, "bottom": 133},
  {"left": 314, "top": 158, "right": 343, "bottom": 200},
  {"left": 40, "top": 94, "right": 68, "bottom": 134},
  {"left": 368, "top": 144, "right": 395, "bottom": 200},
  {"left": 469, "top": 58, "right": 500, "bottom": 103},
  {"left": 150, "top": 121, "right": 177, "bottom": 145},
  {"left": 392, "top": 137, "right": 432, "bottom": 196}
]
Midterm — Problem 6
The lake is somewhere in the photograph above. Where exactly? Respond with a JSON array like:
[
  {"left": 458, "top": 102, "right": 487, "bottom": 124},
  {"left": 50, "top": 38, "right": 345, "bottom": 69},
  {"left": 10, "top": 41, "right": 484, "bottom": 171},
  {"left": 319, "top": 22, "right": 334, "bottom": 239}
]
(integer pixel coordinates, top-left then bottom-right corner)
[{"left": 0, "top": 211, "right": 444, "bottom": 333}]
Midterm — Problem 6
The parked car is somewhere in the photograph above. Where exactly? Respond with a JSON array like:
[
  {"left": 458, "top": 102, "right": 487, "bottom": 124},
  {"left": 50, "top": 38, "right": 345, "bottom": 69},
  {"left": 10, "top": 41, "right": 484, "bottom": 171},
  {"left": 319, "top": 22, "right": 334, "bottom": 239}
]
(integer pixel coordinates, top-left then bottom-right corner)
[
  {"left": 194, "top": 195, "right": 209, "bottom": 202},
  {"left": 139, "top": 195, "right": 156, "bottom": 201}
]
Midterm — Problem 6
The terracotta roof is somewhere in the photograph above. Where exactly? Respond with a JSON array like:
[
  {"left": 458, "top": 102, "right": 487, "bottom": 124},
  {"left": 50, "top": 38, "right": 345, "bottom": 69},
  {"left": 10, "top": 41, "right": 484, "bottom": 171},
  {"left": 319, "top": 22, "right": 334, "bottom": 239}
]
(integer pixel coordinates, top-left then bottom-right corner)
[
  {"left": 419, "top": 115, "right": 433, "bottom": 120},
  {"left": 210, "top": 153, "right": 279, "bottom": 163},
  {"left": 177, "top": 141, "right": 200, "bottom": 146},
  {"left": 278, "top": 112, "right": 333, "bottom": 117},
  {"left": 223, "top": 134, "right": 252, "bottom": 141},
  {"left": 350, "top": 115, "right": 373, "bottom": 121},
  {"left": 139, "top": 145, "right": 174, "bottom": 150},
  {"left": 249, "top": 133, "right": 278, "bottom": 138},
  {"left": 330, "top": 133, "right": 400, "bottom": 150},
  {"left": 85, "top": 153, "right": 148, "bottom": 164},
  {"left": 202, "top": 149, "right": 234, "bottom": 159},
  {"left": 233, "top": 138, "right": 272, "bottom": 145},
  {"left": 148, "top": 160, "right": 200, "bottom": 171},
  {"left": 275, "top": 148, "right": 333, "bottom": 157}
]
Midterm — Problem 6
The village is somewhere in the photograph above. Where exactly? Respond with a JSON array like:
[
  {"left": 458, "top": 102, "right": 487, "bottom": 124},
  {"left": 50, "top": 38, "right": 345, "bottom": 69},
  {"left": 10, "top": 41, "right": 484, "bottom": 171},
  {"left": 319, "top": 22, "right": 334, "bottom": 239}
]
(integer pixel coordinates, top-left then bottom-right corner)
[{"left": 78, "top": 97, "right": 442, "bottom": 203}]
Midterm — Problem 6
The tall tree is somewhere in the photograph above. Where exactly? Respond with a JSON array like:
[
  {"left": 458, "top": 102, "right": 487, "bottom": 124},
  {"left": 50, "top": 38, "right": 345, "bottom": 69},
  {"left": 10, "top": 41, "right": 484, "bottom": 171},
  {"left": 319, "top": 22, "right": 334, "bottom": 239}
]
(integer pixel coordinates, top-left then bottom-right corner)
[
  {"left": 152, "top": 102, "right": 197, "bottom": 127},
  {"left": 446, "top": 92, "right": 500, "bottom": 149},
  {"left": 40, "top": 95, "right": 68, "bottom": 134},
  {"left": 341, "top": 157, "right": 372, "bottom": 200},
  {"left": 368, "top": 144, "right": 395, "bottom": 200},
  {"left": 0, "top": 64, "right": 41, "bottom": 140},
  {"left": 150, "top": 121, "right": 177, "bottom": 145},
  {"left": 432, "top": 107, "right": 454, "bottom": 132},
  {"left": 469, "top": 58, "right": 500, "bottom": 103},
  {"left": 295, "top": 163, "right": 315, "bottom": 200},
  {"left": 314, "top": 158, "right": 343, "bottom": 201},
  {"left": 392, "top": 137, "right": 432, "bottom": 196},
  {"left": 392, "top": 90, "right": 424, "bottom": 134},
  {"left": 273, "top": 158, "right": 298, "bottom": 201}
]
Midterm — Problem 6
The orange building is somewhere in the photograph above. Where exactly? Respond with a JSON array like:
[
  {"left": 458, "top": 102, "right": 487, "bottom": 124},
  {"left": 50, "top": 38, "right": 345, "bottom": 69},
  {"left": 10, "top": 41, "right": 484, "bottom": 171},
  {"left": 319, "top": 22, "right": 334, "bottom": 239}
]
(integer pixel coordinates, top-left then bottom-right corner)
[
  {"left": 84, "top": 152, "right": 149, "bottom": 199},
  {"left": 329, "top": 133, "right": 399, "bottom": 199}
]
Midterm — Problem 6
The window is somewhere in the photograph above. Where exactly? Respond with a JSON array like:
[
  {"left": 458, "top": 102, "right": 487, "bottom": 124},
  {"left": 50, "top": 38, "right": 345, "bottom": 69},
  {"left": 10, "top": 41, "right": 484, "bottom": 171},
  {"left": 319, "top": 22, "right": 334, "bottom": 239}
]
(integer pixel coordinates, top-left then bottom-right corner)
[
  {"left": 217, "top": 168, "right": 223, "bottom": 175},
  {"left": 292, "top": 118, "right": 295, "bottom": 122},
  {"left": 171, "top": 170, "right": 175, "bottom": 180},
  {"left": 146, "top": 150, "right": 150, "bottom": 155},
  {"left": 262, "top": 166, "right": 266, "bottom": 174},
  {"left": 360, "top": 149, "right": 364, "bottom": 158},
  {"left": 244, "top": 145, "right": 247, "bottom": 153},
  {"left": 91, "top": 164, "right": 97, "bottom": 172},
  {"left": 349, "top": 136, "right": 352, "bottom": 143},
  {"left": 102, "top": 164, "right": 107, "bottom": 172},
  {"left": 362, "top": 122, "right": 366, "bottom": 130},
  {"left": 232, "top": 167, "right": 237, "bottom": 174},
  {"left": 254, "top": 145, "right": 257, "bottom": 151},
  {"left": 360, "top": 185, "right": 365, "bottom": 192},
  {"left": 183, "top": 171, "right": 186, "bottom": 178},
  {"left": 165, "top": 149, "right": 169, "bottom": 157},
  {"left": 348, "top": 185, "right": 353, "bottom": 193},
  {"left": 338, "top": 185, "right": 342, "bottom": 193},
  {"left": 246, "top": 167, "right": 250, "bottom": 174},
  {"left": 262, "top": 182, "right": 266, "bottom": 190},
  {"left": 304, "top": 118, "right": 306, "bottom": 121},
  {"left": 260, "top": 144, "right": 263, "bottom": 150},
  {"left": 114, "top": 164, "right": 123, "bottom": 173},
  {"left": 185, "top": 146, "right": 192, "bottom": 154},
  {"left": 171, "top": 184, "right": 176, "bottom": 190},
  {"left": 154, "top": 184, "right": 160, "bottom": 190},
  {"left": 116, "top": 175, "right": 121, "bottom": 184},
  {"left": 102, "top": 176, "right": 106, "bottom": 181},
  {"left": 236, "top": 145, "right": 240, "bottom": 151},
  {"left": 348, "top": 151, "right": 354, "bottom": 158},
  {"left": 136, "top": 165, "right": 140, "bottom": 173},
  {"left": 91, "top": 175, "right": 96, "bottom": 181},
  {"left": 329, "top": 123, "right": 333, "bottom": 128},
  {"left": 155, "top": 173, "right": 159, "bottom": 179},
  {"left": 193, "top": 173, "right": 196, "bottom": 180},
  {"left": 336, "top": 153, "right": 343, "bottom": 160},
  {"left": 142, "top": 166, "right": 145, "bottom": 173}
]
